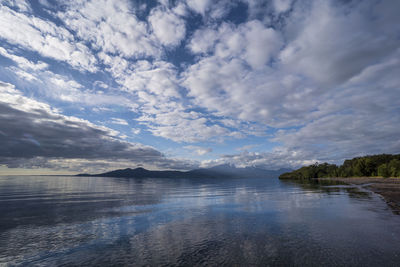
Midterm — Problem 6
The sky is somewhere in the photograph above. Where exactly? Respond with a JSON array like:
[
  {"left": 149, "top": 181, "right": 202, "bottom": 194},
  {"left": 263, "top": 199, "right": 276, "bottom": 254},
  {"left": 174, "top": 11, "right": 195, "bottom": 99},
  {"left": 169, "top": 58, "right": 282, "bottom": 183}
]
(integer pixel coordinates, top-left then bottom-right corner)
[{"left": 0, "top": 0, "right": 399, "bottom": 174}]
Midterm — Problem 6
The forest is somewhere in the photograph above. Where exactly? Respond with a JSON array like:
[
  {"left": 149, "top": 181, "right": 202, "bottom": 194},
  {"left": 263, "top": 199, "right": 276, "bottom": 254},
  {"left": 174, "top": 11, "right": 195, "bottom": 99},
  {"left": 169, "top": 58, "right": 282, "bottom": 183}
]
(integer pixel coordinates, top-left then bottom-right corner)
[{"left": 279, "top": 154, "right": 400, "bottom": 179}]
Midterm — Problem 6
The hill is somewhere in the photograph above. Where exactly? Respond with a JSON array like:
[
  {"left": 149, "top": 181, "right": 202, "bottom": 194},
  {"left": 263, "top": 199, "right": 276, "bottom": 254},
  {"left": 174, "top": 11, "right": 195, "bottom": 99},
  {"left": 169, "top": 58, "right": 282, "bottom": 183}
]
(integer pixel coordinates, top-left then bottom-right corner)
[{"left": 77, "top": 165, "right": 291, "bottom": 179}]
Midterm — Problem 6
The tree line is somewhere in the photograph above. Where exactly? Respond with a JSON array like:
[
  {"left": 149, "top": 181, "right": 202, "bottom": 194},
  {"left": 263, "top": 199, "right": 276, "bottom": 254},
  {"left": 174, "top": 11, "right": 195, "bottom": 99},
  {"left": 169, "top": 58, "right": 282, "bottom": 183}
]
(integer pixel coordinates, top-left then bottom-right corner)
[{"left": 279, "top": 154, "right": 400, "bottom": 179}]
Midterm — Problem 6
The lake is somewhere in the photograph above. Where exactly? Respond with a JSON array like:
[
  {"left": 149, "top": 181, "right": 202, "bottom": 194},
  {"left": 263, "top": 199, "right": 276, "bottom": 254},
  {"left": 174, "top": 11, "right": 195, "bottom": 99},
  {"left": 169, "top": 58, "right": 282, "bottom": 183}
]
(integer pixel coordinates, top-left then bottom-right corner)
[{"left": 1, "top": 175, "right": 400, "bottom": 266}]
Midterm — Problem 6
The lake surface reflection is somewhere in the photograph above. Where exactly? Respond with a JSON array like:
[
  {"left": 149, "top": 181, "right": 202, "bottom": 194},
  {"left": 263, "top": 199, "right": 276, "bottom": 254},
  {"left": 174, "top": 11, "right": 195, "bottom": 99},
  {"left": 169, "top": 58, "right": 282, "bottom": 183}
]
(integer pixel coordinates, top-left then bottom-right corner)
[{"left": 1, "top": 176, "right": 400, "bottom": 266}]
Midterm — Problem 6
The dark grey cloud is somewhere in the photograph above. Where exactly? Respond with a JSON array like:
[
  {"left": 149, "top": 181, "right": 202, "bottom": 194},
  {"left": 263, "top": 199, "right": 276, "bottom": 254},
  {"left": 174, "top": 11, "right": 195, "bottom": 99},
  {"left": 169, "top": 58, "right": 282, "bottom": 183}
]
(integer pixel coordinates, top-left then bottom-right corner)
[
  {"left": 0, "top": 103, "right": 161, "bottom": 159},
  {"left": 0, "top": 82, "right": 197, "bottom": 171}
]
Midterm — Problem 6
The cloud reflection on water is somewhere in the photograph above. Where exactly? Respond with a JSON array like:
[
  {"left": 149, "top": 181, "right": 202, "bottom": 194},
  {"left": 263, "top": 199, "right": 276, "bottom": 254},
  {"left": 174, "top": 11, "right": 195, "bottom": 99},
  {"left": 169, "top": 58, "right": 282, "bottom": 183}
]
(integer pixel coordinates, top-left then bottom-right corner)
[{"left": 1, "top": 176, "right": 400, "bottom": 266}]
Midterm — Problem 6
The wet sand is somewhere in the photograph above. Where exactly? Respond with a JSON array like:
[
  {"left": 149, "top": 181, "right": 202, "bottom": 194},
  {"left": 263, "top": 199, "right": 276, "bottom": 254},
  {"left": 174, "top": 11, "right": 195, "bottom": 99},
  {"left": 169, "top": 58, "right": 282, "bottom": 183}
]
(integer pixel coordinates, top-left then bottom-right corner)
[{"left": 316, "top": 177, "right": 400, "bottom": 213}]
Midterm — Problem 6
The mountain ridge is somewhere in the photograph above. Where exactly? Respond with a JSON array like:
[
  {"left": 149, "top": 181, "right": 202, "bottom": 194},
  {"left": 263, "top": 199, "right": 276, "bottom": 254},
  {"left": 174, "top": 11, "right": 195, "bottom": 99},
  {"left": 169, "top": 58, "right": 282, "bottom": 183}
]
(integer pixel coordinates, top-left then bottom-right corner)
[{"left": 77, "top": 165, "right": 291, "bottom": 179}]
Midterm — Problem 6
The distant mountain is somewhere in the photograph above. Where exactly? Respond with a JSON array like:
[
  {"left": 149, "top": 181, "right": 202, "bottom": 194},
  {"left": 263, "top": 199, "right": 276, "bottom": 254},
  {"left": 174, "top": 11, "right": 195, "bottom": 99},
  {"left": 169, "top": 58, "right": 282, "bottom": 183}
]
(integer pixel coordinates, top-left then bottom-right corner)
[
  {"left": 76, "top": 167, "right": 186, "bottom": 178},
  {"left": 77, "top": 165, "right": 291, "bottom": 179}
]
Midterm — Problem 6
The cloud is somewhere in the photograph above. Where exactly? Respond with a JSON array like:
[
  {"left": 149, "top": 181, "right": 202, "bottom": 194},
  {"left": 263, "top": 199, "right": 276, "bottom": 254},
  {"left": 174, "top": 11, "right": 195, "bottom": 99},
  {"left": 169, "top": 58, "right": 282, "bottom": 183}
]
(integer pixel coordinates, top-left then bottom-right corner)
[
  {"left": 273, "top": 0, "right": 292, "bottom": 13},
  {"left": 131, "top": 128, "right": 141, "bottom": 135},
  {"left": 0, "top": 82, "right": 196, "bottom": 171},
  {"left": 186, "top": 0, "right": 212, "bottom": 16},
  {"left": 184, "top": 0, "right": 400, "bottom": 132},
  {"left": 183, "top": 55, "right": 286, "bottom": 126},
  {"left": 201, "top": 150, "right": 307, "bottom": 170},
  {"left": 92, "top": 107, "right": 113, "bottom": 113},
  {"left": 11, "top": 68, "right": 127, "bottom": 105},
  {"left": 112, "top": 59, "right": 236, "bottom": 143},
  {"left": 280, "top": 0, "right": 400, "bottom": 87},
  {"left": 203, "top": 46, "right": 400, "bottom": 169},
  {"left": 186, "top": 26, "right": 218, "bottom": 55},
  {"left": 137, "top": 109, "right": 231, "bottom": 143},
  {"left": 236, "top": 144, "right": 259, "bottom": 152},
  {"left": 1, "top": 0, "right": 399, "bottom": 172},
  {"left": 42, "top": 1, "right": 266, "bottom": 144},
  {"left": 0, "top": 5, "right": 97, "bottom": 72},
  {"left": 148, "top": 7, "right": 186, "bottom": 47},
  {"left": 186, "top": 0, "right": 237, "bottom": 20},
  {"left": 53, "top": 1, "right": 238, "bottom": 143},
  {"left": 188, "top": 21, "right": 283, "bottom": 69},
  {"left": 0, "top": 47, "right": 48, "bottom": 71},
  {"left": 183, "top": 20, "right": 287, "bottom": 127},
  {"left": 0, "top": 47, "right": 129, "bottom": 106},
  {"left": 58, "top": 0, "right": 159, "bottom": 59},
  {"left": 184, "top": 145, "right": 213, "bottom": 156},
  {"left": 3, "top": 0, "right": 31, "bottom": 12},
  {"left": 191, "top": 0, "right": 400, "bottom": 169},
  {"left": 110, "top": 118, "right": 129, "bottom": 126},
  {"left": 274, "top": 49, "right": 400, "bottom": 161}
]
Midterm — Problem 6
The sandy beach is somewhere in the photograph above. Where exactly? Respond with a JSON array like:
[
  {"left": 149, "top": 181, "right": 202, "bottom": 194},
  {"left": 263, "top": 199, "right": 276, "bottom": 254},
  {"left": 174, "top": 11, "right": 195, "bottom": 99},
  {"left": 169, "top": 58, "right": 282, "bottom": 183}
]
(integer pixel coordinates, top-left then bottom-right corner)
[{"left": 316, "top": 177, "right": 400, "bottom": 213}]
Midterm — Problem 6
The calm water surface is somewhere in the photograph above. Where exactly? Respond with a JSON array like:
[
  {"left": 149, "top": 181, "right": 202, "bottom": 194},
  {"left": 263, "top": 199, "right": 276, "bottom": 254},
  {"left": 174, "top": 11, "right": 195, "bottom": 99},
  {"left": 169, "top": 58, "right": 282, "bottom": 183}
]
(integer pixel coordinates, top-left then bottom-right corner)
[{"left": 0, "top": 176, "right": 400, "bottom": 266}]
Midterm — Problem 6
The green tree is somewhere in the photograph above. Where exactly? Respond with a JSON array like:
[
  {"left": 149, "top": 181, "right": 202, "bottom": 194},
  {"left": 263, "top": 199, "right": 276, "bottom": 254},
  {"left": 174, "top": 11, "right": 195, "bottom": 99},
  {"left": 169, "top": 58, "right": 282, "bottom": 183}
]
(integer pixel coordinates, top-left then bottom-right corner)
[
  {"left": 378, "top": 164, "right": 390, "bottom": 178},
  {"left": 388, "top": 159, "right": 400, "bottom": 177},
  {"left": 364, "top": 158, "right": 375, "bottom": 176},
  {"left": 279, "top": 154, "right": 400, "bottom": 180}
]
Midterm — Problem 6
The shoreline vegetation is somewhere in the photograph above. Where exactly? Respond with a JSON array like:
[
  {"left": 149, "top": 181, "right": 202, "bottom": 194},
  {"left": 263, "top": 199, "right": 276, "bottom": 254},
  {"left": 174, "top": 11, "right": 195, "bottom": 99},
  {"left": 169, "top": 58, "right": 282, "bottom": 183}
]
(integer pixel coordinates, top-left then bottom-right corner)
[
  {"left": 279, "top": 154, "right": 400, "bottom": 213},
  {"left": 279, "top": 154, "right": 400, "bottom": 179}
]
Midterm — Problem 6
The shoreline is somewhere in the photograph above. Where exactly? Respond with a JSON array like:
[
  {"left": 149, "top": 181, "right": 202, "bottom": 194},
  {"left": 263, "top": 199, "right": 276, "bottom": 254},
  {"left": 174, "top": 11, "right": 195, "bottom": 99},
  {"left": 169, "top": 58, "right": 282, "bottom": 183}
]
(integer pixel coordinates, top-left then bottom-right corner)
[{"left": 315, "top": 177, "right": 400, "bottom": 214}]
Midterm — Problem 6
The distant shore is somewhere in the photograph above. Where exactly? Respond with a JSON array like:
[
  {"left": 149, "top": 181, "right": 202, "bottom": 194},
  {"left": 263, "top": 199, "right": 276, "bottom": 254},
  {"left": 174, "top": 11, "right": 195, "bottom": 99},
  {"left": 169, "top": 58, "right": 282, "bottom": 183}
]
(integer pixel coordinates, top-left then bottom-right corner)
[{"left": 316, "top": 177, "right": 400, "bottom": 214}]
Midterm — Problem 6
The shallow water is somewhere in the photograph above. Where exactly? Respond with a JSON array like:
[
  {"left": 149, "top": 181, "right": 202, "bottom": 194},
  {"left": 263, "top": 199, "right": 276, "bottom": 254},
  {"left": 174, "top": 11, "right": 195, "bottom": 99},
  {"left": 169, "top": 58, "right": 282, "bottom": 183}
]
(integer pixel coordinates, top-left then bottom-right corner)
[{"left": 0, "top": 175, "right": 399, "bottom": 266}]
